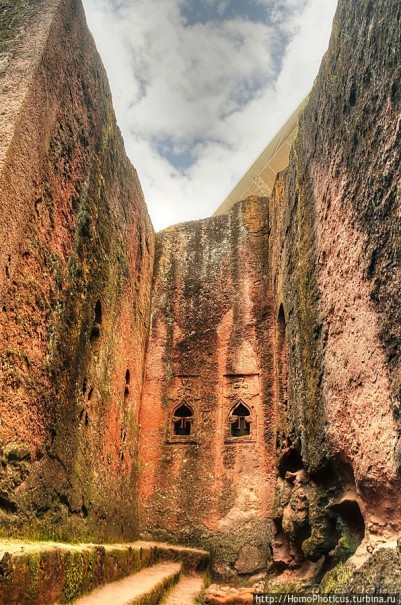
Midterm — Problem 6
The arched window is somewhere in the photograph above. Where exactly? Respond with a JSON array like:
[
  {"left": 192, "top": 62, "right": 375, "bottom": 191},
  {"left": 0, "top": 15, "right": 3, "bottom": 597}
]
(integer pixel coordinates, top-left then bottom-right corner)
[
  {"left": 173, "top": 402, "right": 193, "bottom": 436},
  {"left": 230, "top": 401, "right": 251, "bottom": 437}
]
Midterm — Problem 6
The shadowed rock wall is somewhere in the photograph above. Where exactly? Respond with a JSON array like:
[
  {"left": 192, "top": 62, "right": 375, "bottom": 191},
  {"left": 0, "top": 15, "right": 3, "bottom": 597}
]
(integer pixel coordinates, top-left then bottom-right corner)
[
  {"left": 0, "top": 0, "right": 154, "bottom": 541},
  {"left": 267, "top": 0, "right": 401, "bottom": 588},
  {"left": 139, "top": 198, "right": 276, "bottom": 577}
]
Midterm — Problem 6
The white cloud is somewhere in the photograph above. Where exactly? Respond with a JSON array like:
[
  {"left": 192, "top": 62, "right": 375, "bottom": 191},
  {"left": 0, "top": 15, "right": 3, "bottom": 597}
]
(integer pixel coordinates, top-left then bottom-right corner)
[{"left": 82, "top": 0, "right": 338, "bottom": 230}]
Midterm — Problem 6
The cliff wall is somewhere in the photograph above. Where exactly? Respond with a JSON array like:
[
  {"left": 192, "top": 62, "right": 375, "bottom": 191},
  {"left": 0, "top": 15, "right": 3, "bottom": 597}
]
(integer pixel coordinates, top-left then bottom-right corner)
[
  {"left": 139, "top": 199, "right": 276, "bottom": 576},
  {"left": 266, "top": 0, "right": 401, "bottom": 587},
  {"left": 0, "top": 0, "right": 154, "bottom": 542},
  {"left": 273, "top": 0, "right": 401, "bottom": 489},
  {"left": 1, "top": 0, "right": 401, "bottom": 593}
]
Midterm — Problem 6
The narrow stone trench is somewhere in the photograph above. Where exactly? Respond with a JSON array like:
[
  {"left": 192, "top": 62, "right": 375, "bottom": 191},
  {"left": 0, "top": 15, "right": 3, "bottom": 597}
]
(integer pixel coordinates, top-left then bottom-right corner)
[{"left": 1, "top": 0, "right": 401, "bottom": 601}]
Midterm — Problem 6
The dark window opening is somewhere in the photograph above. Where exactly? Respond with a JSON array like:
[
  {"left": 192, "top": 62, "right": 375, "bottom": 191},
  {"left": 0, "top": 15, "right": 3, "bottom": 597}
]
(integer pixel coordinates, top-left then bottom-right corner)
[
  {"left": 5, "top": 255, "right": 11, "bottom": 279},
  {"left": 137, "top": 226, "right": 143, "bottom": 258},
  {"left": 94, "top": 300, "right": 102, "bottom": 324},
  {"left": 121, "top": 428, "right": 126, "bottom": 443},
  {"left": 79, "top": 408, "right": 89, "bottom": 426},
  {"left": 173, "top": 403, "right": 193, "bottom": 436},
  {"left": 90, "top": 324, "right": 100, "bottom": 343},
  {"left": 90, "top": 300, "right": 102, "bottom": 346},
  {"left": 230, "top": 402, "right": 251, "bottom": 437},
  {"left": 125, "top": 369, "right": 130, "bottom": 396}
]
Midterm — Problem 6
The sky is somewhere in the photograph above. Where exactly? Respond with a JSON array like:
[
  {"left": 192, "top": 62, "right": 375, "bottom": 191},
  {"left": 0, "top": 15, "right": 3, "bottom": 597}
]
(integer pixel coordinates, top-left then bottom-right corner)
[{"left": 81, "top": 0, "right": 338, "bottom": 231}]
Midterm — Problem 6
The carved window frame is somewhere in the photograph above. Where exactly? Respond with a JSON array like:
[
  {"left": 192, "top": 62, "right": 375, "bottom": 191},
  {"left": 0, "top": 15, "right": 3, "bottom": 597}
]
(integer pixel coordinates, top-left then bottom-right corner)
[
  {"left": 166, "top": 399, "right": 198, "bottom": 444},
  {"left": 223, "top": 374, "right": 259, "bottom": 444},
  {"left": 229, "top": 400, "right": 253, "bottom": 438},
  {"left": 173, "top": 401, "right": 194, "bottom": 434},
  {"left": 225, "top": 399, "right": 256, "bottom": 443}
]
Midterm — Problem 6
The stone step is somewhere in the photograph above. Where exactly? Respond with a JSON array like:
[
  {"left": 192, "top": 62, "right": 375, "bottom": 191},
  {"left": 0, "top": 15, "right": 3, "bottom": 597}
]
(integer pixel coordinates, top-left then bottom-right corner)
[
  {"left": 0, "top": 539, "right": 209, "bottom": 604},
  {"left": 71, "top": 561, "right": 181, "bottom": 605},
  {"left": 160, "top": 573, "right": 205, "bottom": 604}
]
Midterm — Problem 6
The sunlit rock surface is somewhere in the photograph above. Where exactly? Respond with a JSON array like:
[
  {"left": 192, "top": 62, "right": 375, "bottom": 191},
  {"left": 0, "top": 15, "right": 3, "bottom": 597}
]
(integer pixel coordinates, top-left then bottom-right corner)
[{"left": 0, "top": 0, "right": 154, "bottom": 542}]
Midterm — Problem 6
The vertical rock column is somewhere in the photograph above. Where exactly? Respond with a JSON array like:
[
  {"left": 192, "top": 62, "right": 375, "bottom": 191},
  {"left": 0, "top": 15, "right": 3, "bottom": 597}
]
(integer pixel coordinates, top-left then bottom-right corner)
[
  {"left": 140, "top": 197, "right": 275, "bottom": 577},
  {"left": 0, "top": 0, "right": 154, "bottom": 541}
]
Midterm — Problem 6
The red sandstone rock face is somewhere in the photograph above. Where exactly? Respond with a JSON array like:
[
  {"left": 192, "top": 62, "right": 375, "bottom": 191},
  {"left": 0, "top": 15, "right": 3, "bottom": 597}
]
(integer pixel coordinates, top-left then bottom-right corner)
[
  {"left": 1, "top": 0, "right": 400, "bottom": 593},
  {"left": 0, "top": 0, "right": 154, "bottom": 541},
  {"left": 139, "top": 198, "right": 275, "bottom": 577},
  {"left": 266, "top": 0, "right": 401, "bottom": 587},
  {"left": 295, "top": 0, "right": 401, "bottom": 528},
  {"left": 137, "top": 0, "right": 401, "bottom": 568}
]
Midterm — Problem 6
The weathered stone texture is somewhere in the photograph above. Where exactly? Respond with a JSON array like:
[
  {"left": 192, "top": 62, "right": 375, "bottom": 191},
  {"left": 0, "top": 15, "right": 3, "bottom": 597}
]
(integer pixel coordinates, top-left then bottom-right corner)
[
  {"left": 139, "top": 198, "right": 275, "bottom": 576},
  {"left": 266, "top": 0, "right": 401, "bottom": 588},
  {"left": 1, "top": 0, "right": 401, "bottom": 593},
  {"left": 138, "top": 0, "right": 401, "bottom": 585},
  {"left": 0, "top": 540, "right": 208, "bottom": 604},
  {"left": 293, "top": 0, "right": 401, "bottom": 495},
  {"left": 0, "top": 0, "right": 154, "bottom": 541}
]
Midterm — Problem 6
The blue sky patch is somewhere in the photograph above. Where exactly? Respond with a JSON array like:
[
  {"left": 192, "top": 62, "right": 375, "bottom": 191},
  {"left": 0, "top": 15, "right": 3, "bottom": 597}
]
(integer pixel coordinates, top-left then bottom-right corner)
[
  {"left": 155, "top": 138, "right": 198, "bottom": 172},
  {"left": 181, "top": 0, "right": 268, "bottom": 25}
]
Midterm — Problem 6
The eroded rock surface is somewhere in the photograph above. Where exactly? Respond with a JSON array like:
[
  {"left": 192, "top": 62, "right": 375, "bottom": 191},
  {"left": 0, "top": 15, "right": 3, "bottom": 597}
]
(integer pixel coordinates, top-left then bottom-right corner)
[
  {"left": 1, "top": 0, "right": 401, "bottom": 596},
  {"left": 267, "top": 0, "right": 401, "bottom": 590},
  {"left": 139, "top": 198, "right": 275, "bottom": 577},
  {"left": 0, "top": 0, "right": 154, "bottom": 542},
  {"left": 140, "top": 0, "right": 401, "bottom": 590}
]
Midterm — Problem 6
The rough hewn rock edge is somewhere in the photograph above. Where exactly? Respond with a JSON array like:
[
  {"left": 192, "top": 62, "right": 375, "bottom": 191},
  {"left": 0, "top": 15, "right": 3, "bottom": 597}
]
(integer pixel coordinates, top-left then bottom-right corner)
[{"left": 0, "top": 541, "right": 209, "bottom": 604}]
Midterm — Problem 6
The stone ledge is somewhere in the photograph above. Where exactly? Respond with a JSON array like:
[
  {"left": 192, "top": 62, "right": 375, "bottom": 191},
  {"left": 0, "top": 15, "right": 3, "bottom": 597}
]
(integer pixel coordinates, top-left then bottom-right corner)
[{"left": 0, "top": 539, "right": 209, "bottom": 604}]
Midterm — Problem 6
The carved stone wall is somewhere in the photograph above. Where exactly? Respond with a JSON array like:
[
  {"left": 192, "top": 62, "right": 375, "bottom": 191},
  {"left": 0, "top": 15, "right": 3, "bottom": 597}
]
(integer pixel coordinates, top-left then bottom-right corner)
[
  {"left": 165, "top": 376, "right": 201, "bottom": 444},
  {"left": 139, "top": 198, "right": 275, "bottom": 577},
  {"left": 3, "top": 0, "right": 401, "bottom": 592},
  {"left": 0, "top": 0, "right": 154, "bottom": 542}
]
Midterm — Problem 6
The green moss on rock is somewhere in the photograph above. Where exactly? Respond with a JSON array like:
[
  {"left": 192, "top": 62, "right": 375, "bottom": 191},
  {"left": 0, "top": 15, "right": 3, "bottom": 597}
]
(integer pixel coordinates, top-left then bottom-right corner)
[
  {"left": 62, "top": 551, "right": 85, "bottom": 602},
  {"left": 321, "top": 562, "right": 355, "bottom": 594}
]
